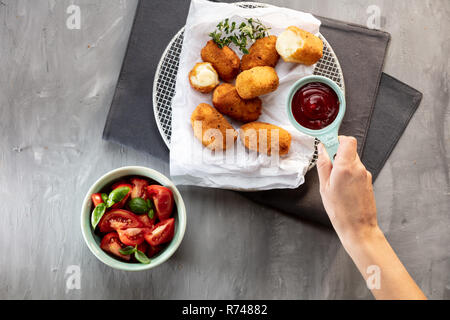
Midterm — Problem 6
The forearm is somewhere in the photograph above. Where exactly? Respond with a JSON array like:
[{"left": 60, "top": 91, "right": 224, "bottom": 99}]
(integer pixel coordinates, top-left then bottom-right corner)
[
  {"left": 318, "top": 138, "right": 426, "bottom": 299},
  {"left": 340, "top": 227, "right": 427, "bottom": 300}
]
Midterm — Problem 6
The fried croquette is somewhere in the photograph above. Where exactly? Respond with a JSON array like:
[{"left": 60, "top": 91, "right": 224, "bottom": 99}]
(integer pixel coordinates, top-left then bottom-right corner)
[
  {"left": 240, "top": 35, "right": 280, "bottom": 71},
  {"left": 235, "top": 66, "right": 279, "bottom": 99},
  {"left": 240, "top": 122, "right": 291, "bottom": 156},
  {"left": 189, "top": 62, "right": 220, "bottom": 93},
  {"left": 212, "top": 83, "right": 262, "bottom": 123},
  {"left": 191, "top": 103, "right": 237, "bottom": 150},
  {"left": 276, "top": 26, "right": 323, "bottom": 65},
  {"left": 201, "top": 40, "right": 240, "bottom": 82}
]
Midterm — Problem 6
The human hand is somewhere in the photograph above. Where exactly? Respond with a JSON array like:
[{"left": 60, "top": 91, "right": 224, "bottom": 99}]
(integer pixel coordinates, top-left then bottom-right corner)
[
  {"left": 317, "top": 136, "right": 427, "bottom": 300},
  {"left": 317, "top": 136, "right": 379, "bottom": 246}
]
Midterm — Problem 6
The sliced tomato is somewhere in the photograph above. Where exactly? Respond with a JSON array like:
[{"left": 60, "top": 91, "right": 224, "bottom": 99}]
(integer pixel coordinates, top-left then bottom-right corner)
[
  {"left": 100, "top": 232, "right": 130, "bottom": 261},
  {"left": 144, "top": 218, "right": 175, "bottom": 246},
  {"left": 146, "top": 185, "right": 174, "bottom": 221},
  {"left": 131, "top": 178, "right": 149, "bottom": 200},
  {"left": 117, "top": 227, "right": 151, "bottom": 246},
  {"left": 137, "top": 214, "right": 156, "bottom": 228},
  {"left": 110, "top": 183, "right": 132, "bottom": 209},
  {"left": 147, "top": 245, "right": 162, "bottom": 258},
  {"left": 98, "top": 209, "right": 143, "bottom": 233},
  {"left": 137, "top": 242, "right": 148, "bottom": 253},
  {"left": 111, "top": 180, "right": 129, "bottom": 189},
  {"left": 91, "top": 193, "right": 104, "bottom": 207}
]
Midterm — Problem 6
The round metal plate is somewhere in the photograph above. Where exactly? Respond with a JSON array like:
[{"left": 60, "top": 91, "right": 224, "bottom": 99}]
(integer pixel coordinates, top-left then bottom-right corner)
[{"left": 153, "top": 2, "right": 345, "bottom": 170}]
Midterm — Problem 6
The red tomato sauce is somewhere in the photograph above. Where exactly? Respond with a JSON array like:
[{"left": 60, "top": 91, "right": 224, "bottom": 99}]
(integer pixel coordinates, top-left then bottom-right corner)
[{"left": 291, "top": 82, "right": 340, "bottom": 130}]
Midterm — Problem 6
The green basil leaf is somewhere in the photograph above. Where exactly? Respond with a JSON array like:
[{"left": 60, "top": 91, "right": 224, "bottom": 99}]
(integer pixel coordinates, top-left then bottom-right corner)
[
  {"left": 146, "top": 199, "right": 154, "bottom": 209},
  {"left": 119, "top": 246, "right": 137, "bottom": 255},
  {"left": 106, "top": 186, "right": 130, "bottom": 208},
  {"left": 91, "top": 203, "right": 106, "bottom": 229},
  {"left": 128, "top": 197, "right": 149, "bottom": 215},
  {"left": 148, "top": 208, "right": 155, "bottom": 220},
  {"left": 135, "top": 250, "right": 151, "bottom": 264},
  {"left": 101, "top": 193, "right": 108, "bottom": 203}
]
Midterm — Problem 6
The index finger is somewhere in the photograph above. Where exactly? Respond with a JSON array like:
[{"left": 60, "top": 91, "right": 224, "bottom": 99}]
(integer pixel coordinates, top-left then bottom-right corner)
[{"left": 334, "top": 136, "right": 357, "bottom": 163}]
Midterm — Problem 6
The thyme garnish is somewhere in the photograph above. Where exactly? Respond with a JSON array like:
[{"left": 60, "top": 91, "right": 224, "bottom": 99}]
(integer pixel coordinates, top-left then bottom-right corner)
[{"left": 209, "top": 18, "right": 271, "bottom": 54}]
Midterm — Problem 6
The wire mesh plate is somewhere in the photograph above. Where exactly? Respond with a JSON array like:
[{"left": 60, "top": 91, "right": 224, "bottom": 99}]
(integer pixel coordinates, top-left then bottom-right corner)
[{"left": 153, "top": 2, "right": 345, "bottom": 170}]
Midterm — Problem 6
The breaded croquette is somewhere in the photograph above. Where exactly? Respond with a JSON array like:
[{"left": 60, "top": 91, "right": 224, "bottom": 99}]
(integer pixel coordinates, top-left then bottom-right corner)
[
  {"left": 212, "top": 83, "right": 262, "bottom": 123},
  {"left": 191, "top": 103, "right": 237, "bottom": 150},
  {"left": 276, "top": 26, "right": 323, "bottom": 65},
  {"left": 201, "top": 40, "right": 240, "bottom": 82},
  {"left": 240, "top": 35, "right": 280, "bottom": 71},
  {"left": 240, "top": 122, "right": 291, "bottom": 156},
  {"left": 189, "top": 62, "right": 220, "bottom": 93},
  {"left": 235, "top": 66, "right": 279, "bottom": 99}
]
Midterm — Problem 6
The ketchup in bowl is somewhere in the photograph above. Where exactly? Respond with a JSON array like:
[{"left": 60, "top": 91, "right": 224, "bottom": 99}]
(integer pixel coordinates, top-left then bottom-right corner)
[{"left": 291, "top": 82, "right": 340, "bottom": 130}]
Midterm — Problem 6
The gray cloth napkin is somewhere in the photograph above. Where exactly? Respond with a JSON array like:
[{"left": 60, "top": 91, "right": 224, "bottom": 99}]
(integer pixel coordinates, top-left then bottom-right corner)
[
  {"left": 362, "top": 73, "right": 423, "bottom": 181},
  {"left": 103, "top": 0, "right": 235, "bottom": 161},
  {"left": 103, "top": 0, "right": 422, "bottom": 227}
]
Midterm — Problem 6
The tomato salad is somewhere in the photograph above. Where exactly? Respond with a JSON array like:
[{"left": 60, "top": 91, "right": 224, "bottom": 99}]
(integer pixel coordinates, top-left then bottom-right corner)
[{"left": 90, "top": 177, "right": 176, "bottom": 264}]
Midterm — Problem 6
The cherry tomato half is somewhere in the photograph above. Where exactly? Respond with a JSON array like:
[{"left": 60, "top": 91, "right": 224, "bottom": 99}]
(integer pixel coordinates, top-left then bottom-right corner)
[
  {"left": 91, "top": 193, "right": 104, "bottom": 207},
  {"left": 146, "top": 185, "right": 174, "bottom": 221},
  {"left": 117, "top": 227, "right": 151, "bottom": 246},
  {"left": 100, "top": 232, "right": 130, "bottom": 261},
  {"left": 144, "top": 218, "right": 175, "bottom": 246},
  {"left": 98, "top": 209, "right": 143, "bottom": 233}
]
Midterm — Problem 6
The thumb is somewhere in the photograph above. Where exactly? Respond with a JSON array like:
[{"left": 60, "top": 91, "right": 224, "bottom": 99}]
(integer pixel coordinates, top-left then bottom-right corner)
[{"left": 317, "top": 143, "right": 332, "bottom": 188}]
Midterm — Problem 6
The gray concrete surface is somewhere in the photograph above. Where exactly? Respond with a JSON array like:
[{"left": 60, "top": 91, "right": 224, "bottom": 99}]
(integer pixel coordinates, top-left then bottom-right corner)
[{"left": 0, "top": 0, "right": 448, "bottom": 299}]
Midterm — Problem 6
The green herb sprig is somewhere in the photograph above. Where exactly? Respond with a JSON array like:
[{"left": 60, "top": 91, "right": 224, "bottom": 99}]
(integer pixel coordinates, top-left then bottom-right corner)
[
  {"left": 91, "top": 187, "right": 130, "bottom": 229},
  {"left": 209, "top": 18, "right": 271, "bottom": 54},
  {"left": 119, "top": 245, "right": 151, "bottom": 264},
  {"left": 106, "top": 186, "right": 130, "bottom": 208},
  {"left": 91, "top": 203, "right": 106, "bottom": 229},
  {"left": 128, "top": 197, "right": 155, "bottom": 219}
]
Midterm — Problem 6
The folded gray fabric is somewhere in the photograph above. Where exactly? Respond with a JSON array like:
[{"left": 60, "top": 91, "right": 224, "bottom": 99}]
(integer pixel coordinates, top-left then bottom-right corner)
[
  {"left": 362, "top": 73, "right": 423, "bottom": 181},
  {"left": 103, "top": 0, "right": 189, "bottom": 161},
  {"left": 103, "top": 0, "right": 422, "bottom": 227}
]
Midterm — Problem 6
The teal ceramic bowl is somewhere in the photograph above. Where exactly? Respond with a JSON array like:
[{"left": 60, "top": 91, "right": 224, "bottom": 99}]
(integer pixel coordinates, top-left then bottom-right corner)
[
  {"left": 80, "top": 166, "right": 187, "bottom": 271},
  {"left": 286, "top": 75, "right": 346, "bottom": 161}
]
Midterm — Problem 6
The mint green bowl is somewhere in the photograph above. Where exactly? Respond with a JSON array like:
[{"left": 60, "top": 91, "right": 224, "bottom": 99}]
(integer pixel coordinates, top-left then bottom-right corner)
[
  {"left": 80, "top": 166, "right": 187, "bottom": 271},
  {"left": 286, "top": 75, "right": 346, "bottom": 162}
]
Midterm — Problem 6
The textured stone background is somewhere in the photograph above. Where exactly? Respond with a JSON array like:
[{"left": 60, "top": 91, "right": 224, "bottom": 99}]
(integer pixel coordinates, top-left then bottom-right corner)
[{"left": 0, "top": 0, "right": 448, "bottom": 299}]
